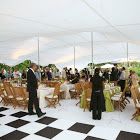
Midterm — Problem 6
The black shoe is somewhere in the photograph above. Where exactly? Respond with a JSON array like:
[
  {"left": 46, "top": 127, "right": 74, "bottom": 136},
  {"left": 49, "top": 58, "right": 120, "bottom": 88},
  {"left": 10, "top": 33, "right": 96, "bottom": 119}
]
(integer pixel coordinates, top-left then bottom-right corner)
[
  {"left": 29, "top": 112, "right": 36, "bottom": 115},
  {"left": 92, "top": 117, "right": 97, "bottom": 120},
  {"left": 97, "top": 116, "right": 101, "bottom": 120},
  {"left": 38, "top": 112, "right": 46, "bottom": 118}
]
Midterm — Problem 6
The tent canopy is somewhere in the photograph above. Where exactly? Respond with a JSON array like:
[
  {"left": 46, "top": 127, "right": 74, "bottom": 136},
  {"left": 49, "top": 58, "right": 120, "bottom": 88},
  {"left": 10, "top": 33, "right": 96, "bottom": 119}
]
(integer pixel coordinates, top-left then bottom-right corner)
[{"left": 0, "top": 0, "right": 140, "bottom": 69}]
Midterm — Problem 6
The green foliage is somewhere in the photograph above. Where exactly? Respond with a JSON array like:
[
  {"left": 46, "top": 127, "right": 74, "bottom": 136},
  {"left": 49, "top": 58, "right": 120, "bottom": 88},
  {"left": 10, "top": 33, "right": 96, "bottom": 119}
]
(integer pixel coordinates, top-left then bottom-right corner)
[
  {"left": 129, "top": 67, "right": 140, "bottom": 77},
  {"left": 0, "top": 60, "right": 59, "bottom": 73},
  {"left": 12, "top": 60, "right": 31, "bottom": 72},
  {"left": 47, "top": 64, "right": 59, "bottom": 71},
  {"left": 87, "top": 61, "right": 140, "bottom": 77},
  {"left": 0, "top": 63, "right": 10, "bottom": 71}
]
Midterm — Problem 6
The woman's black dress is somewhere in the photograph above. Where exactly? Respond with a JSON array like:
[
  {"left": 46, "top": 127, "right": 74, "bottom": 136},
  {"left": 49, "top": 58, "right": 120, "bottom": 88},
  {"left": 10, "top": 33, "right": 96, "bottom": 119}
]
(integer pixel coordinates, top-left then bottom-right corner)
[{"left": 90, "top": 75, "right": 105, "bottom": 120}]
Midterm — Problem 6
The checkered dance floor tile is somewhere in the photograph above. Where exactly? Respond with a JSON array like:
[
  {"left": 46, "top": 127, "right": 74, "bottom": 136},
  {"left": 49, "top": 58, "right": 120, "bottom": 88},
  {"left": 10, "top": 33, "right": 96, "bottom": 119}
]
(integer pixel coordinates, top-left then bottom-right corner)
[{"left": 0, "top": 100, "right": 140, "bottom": 140}]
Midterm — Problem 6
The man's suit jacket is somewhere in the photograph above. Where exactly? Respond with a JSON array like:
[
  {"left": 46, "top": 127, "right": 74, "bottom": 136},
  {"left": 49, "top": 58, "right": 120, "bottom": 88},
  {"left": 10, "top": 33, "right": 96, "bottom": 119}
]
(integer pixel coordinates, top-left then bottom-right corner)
[{"left": 27, "top": 69, "right": 38, "bottom": 92}]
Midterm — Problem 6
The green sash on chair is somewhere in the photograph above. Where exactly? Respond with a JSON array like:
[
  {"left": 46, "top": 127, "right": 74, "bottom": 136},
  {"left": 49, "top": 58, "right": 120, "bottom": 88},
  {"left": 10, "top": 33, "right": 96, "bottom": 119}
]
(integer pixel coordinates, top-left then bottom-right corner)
[{"left": 103, "top": 90, "right": 114, "bottom": 112}]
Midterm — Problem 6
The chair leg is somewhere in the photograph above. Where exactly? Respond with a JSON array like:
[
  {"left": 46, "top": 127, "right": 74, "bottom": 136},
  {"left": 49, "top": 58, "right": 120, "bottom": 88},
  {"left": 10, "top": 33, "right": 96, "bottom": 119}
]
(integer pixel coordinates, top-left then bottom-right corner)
[
  {"left": 84, "top": 107, "right": 86, "bottom": 112},
  {"left": 126, "top": 98, "right": 130, "bottom": 103},
  {"left": 76, "top": 101, "right": 80, "bottom": 106},
  {"left": 118, "top": 101, "right": 122, "bottom": 112},
  {"left": 131, "top": 113, "right": 137, "bottom": 120}
]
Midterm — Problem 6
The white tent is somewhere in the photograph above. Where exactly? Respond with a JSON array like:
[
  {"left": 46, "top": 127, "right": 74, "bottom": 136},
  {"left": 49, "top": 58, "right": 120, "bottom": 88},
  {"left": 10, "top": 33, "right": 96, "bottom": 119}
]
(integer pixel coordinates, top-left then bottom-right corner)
[
  {"left": 101, "top": 64, "right": 114, "bottom": 69},
  {"left": 0, "top": 0, "right": 140, "bottom": 69}
]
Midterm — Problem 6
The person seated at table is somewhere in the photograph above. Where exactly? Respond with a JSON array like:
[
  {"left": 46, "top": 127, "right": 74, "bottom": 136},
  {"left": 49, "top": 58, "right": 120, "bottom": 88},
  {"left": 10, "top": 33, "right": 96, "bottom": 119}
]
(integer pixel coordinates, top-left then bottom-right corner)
[
  {"left": 41, "top": 67, "right": 46, "bottom": 80},
  {"left": 22, "top": 70, "right": 27, "bottom": 79},
  {"left": 88, "top": 75, "right": 93, "bottom": 82},
  {"left": 46, "top": 67, "right": 52, "bottom": 81},
  {"left": 70, "top": 69, "right": 80, "bottom": 84},
  {"left": 103, "top": 69, "right": 110, "bottom": 81},
  {"left": 13, "top": 68, "right": 21, "bottom": 79},
  {"left": 6, "top": 69, "right": 13, "bottom": 80},
  {"left": 0, "top": 69, "right": 6, "bottom": 80},
  {"left": 75, "top": 69, "right": 80, "bottom": 78},
  {"left": 90, "top": 68, "right": 105, "bottom": 120},
  {"left": 66, "top": 69, "right": 71, "bottom": 81},
  {"left": 79, "top": 75, "right": 86, "bottom": 82}
]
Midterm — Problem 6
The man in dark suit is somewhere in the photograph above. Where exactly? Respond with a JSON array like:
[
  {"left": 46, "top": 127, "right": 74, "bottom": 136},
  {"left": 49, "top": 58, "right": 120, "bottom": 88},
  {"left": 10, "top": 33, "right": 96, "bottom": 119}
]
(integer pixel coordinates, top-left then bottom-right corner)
[{"left": 27, "top": 63, "right": 46, "bottom": 117}]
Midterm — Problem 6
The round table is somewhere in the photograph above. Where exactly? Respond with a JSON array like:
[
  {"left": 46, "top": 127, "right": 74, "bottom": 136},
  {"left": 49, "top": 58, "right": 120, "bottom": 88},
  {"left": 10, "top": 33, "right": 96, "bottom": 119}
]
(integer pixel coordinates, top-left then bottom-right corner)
[{"left": 38, "top": 87, "right": 54, "bottom": 108}]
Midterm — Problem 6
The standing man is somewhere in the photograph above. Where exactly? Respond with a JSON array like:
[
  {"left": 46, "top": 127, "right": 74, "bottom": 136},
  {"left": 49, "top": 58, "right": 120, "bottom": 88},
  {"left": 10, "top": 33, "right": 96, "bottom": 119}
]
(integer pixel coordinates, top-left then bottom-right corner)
[
  {"left": 27, "top": 63, "right": 46, "bottom": 117},
  {"left": 118, "top": 67, "right": 126, "bottom": 92}
]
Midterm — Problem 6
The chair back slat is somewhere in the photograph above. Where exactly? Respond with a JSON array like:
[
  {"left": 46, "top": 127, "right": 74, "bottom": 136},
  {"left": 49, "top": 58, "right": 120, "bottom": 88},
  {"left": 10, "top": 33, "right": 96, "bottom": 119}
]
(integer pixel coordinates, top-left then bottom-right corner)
[
  {"left": 3, "top": 83, "right": 14, "bottom": 97},
  {"left": 131, "top": 85, "right": 139, "bottom": 107},
  {"left": 11, "top": 86, "right": 25, "bottom": 99},
  {"left": 54, "top": 83, "right": 61, "bottom": 95},
  {"left": 75, "top": 83, "right": 82, "bottom": 93}
]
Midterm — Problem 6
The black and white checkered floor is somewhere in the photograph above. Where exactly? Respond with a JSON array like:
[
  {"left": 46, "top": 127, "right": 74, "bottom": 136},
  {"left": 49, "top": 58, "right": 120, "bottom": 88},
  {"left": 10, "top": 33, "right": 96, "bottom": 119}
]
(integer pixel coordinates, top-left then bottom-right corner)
[{"left": 0, "top": 99, "right": 140, "bottom": 140}]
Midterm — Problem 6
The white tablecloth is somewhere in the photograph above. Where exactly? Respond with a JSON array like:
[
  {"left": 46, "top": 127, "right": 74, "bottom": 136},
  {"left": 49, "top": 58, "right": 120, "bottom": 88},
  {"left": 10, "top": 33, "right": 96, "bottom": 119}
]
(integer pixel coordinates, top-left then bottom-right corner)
[
  {"left": 60, "top": 83, "right": 75, "bottom": 99},
  {"left": 38, "top": 87, "right": 54, "bottom": 108},
  {"left": 38, "top": 83, "right": 75, "bottom": 108}
]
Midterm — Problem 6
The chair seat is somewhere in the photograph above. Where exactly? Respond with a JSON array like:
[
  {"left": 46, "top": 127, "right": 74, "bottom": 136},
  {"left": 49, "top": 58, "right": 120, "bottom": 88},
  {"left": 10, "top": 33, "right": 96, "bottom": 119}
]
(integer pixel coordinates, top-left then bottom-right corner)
[
  {"left": 46, "top": 95, "right": 58, "bottom": 99},
  {"left": 115, "top": 92, "right": 121, "bottom": 95},
  {"left": 16, "top": 97, "right": 24, "bottom": 101},
  {"left": 8, "top": 95, "right": 14, "bottom": 99},
  {"left": 60, "top": 90, "right": 64, "bottom": 93},
  {"left": 111, "top": 96, "right": 120, "bottom": 101},
  {"left": 70, "top": 89, "right": 76, "bottom": 92},
  {"left": 86, "top": 98, "right": 91, "bottom": 102},
  {"left": 114, "top": 94, "right": 121, "bottom": 98},
  {"left": 136, "top": 103, "right": 140, "bottom": 108}
]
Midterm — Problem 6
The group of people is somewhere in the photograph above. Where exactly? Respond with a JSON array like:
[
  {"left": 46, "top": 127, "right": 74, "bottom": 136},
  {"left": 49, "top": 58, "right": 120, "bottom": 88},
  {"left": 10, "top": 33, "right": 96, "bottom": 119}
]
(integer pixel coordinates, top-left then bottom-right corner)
[
  {"left": 61, "top": 67, "right": 91, "bottom": 84},
  {"left": 102, "top": 65, "right": 139, "bottom": 92},
  {"left": 61, "top": 65, "right": 139, "bottom": 120},
  {"left": 0, "top": 68, "right": 22, "bottom": 80},
  {"left": 0, "top": 66, "right": 54, "bottom": 82},
  {"left": 0, "top": 63, "right": 139, "bottom": 120}
]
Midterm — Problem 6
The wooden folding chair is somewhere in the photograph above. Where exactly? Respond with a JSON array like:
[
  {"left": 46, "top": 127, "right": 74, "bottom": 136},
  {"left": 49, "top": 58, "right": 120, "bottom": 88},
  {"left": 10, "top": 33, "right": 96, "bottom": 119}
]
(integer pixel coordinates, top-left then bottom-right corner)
[
  {"left": 70, "top": 83, "right": 82, "bottom": 99},
  {"left": 11, "top": 86, "right": 28, "bottom": 109},
  {"left": 133, "top": 85, "right": 140, "bottom": 102},
  {"left": 73, "top": 83, "right": 83, "bottom": 105},
  {"left": 45, "top": 83, "right": 61, "bottom": 108},
  {"left": 3, "top": 83, "right": 18, "bottom": 109},
  {"left": 131, "top": 85, "right": 140, "bottom": 120},
  {"left": 21, "top": 79, "right": 27, "bottom": 86},
  {"left": 80, "top": 82, "right": 92, "bottom": 90},
  {"left": 22, "top": 87, "right": 29, "bottom": 109},
  {"left": 0, "top": 87, "right": 10, "bottom": 106},
  {"left": 111, "top": 86, "right": 128, "bottom": 112},
  {"left": 83, "top": 88, "right": 92, "bottom": 112}
]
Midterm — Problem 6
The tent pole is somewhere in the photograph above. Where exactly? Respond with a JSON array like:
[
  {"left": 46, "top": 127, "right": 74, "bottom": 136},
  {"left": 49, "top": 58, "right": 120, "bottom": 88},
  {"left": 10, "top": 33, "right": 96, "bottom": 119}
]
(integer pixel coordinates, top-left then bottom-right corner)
[
  {"left": 37, "top": 35, "right": 41, "bottom": 81},
  {"left": 126, "top": 42, "right": 129, "bottom": 67},
  {"left": 91, "top": 32, "right": 94, "bottom": 75},
  {"left": 38, "top": 36, "right": 40, "bottom": 68},
  {"left": 74, "top": 45, "right": 76, "bottom": 74}
]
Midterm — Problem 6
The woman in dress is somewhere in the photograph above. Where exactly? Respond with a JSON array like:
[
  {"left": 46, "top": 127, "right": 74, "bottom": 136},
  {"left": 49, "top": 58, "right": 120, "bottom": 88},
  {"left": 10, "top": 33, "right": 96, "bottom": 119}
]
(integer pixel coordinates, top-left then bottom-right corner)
[{"left": 90, "top": 68, "right": 105, "bottom": 120}]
